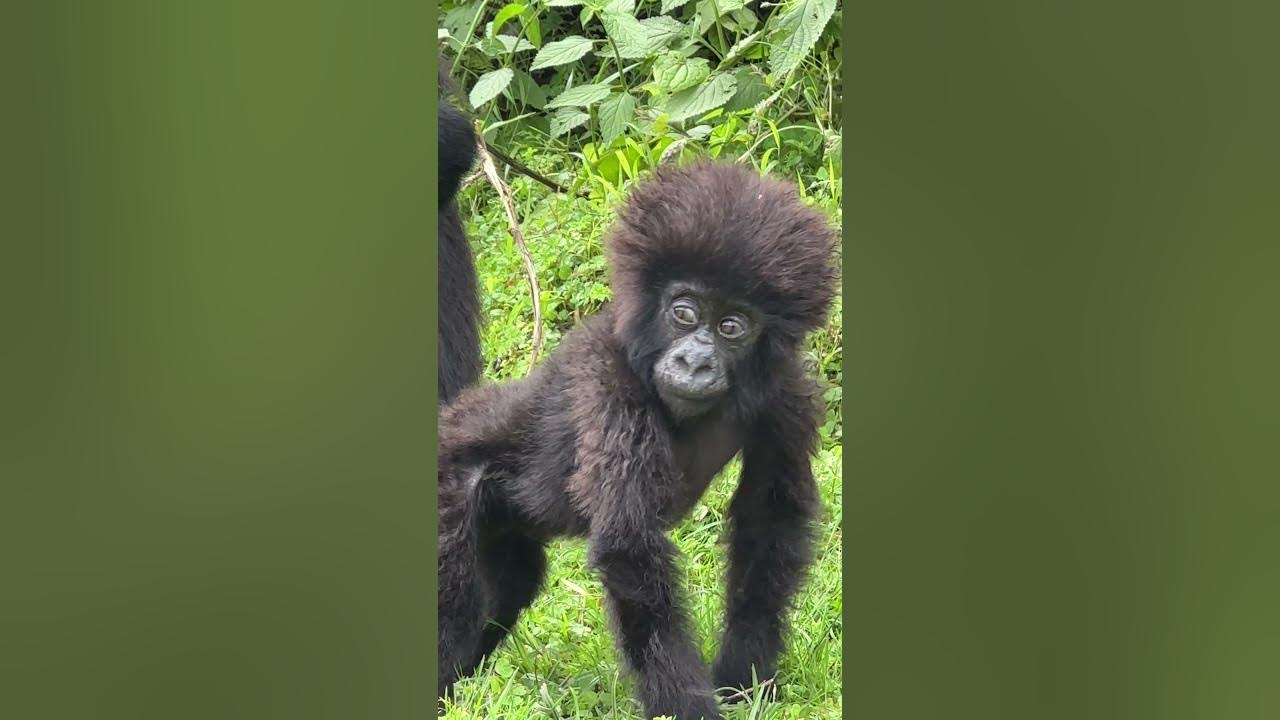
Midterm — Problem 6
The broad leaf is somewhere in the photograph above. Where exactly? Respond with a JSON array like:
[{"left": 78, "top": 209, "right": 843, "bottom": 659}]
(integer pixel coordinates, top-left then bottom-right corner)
[
  {"left": 490, "top": 3, "right": 527, "bottom": 36},
  {"left": 724, "top": 67, "right": 769, "bottom": 112},
  {"left": 480, "top": 112, "right": 536, "bottom": 139},
  {"left": 695, "top": 0, "right": 748, "bottom": 33},
  {"left": 723, "top": 7, "right": 759, "bottom": 33},
  {"left": 550, "top": 108, "right": 590, "bottom": 137},
  {"left": 445, "top": 2, "right": 485, "bottom": 44},
  {"left": 496, "top": 35, "right": 536, "bottom": 53},
  {"left": 530, "top": 36, "right": 595, "bottom": 70},
  {"left": 660, "top": 0, "right": 694, "bottom": 13},
  {"left": 523, "top": 11, "right": 542, "bottom": 46},
  {"left": 477, "top": 34, "right": 536, "bottom": 56},
  {"left": 652, "top": 53, "right": 710, "bottom": 94},
  {"left": 509, "top": 69, "right": 547, "bottom": 109},
  {"left": 644, "top": 15, "right": 687, "bottom": 38},
  {"left": 546, "top": 0, "right": 583, "bottom": 5},
  {"left": 469, "top": 68, "right": 514, "bottom": 108},
  {"left": 720, "top": 29, "right": 762, "bottom": 66},
  {"left": 664, "top": 71, "right": 736, "bottom": 122},
  {"left": 768, "top": 0, "right": 837, "bottom": 76},
  {"left": 546, "top": 81, "right": 613, "bottom": 109},
  {"left": 598, "top": 92, "right": 637, "bottom": 146},
  {"left": 600, "top": 13, "right": 685, "bottom": 58}
]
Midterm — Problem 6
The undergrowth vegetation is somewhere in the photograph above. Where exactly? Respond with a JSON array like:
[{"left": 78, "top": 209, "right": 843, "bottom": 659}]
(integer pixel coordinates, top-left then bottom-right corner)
[{"left": 440, "top": 1, "right": 841, "bottom": 716}]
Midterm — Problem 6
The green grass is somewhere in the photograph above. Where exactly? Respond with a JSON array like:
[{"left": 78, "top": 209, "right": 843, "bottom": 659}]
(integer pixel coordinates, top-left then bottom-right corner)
[{"left": 444, "top": 163, "right": 842, "bottom": 719}]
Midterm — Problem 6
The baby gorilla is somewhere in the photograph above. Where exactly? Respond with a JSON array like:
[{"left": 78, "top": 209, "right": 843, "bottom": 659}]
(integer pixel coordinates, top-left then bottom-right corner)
[{"left": 438, "top": 162, "right": 838, "bottom": 720}]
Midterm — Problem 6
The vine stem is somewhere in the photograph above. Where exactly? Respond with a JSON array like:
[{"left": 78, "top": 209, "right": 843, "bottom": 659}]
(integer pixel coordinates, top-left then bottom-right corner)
[
  {"left": 473, "top": 130, "right": 544, "bottom": 366},
  {"left": 607, "top": 36, "right": 631, "bottom": 93}
]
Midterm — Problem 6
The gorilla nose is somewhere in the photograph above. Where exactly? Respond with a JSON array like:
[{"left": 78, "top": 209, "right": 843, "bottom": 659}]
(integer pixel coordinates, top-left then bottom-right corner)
[{"left": 673, "top": 348, "right": 716, "bottom": 380}]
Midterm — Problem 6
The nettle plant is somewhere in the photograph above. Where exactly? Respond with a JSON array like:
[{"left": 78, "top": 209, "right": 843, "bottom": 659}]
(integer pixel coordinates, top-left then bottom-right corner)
[{"left": 440, "top": 0, "right": 839, "bottom": 191}]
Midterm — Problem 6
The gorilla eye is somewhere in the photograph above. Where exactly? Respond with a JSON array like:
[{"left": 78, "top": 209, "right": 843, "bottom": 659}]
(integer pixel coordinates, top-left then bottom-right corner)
[
  {"left": 718, "top": 316, "right": 748, "bottom": 340},
  {"left": 671, "top": 300, "right": 699, "bottom": 327}
]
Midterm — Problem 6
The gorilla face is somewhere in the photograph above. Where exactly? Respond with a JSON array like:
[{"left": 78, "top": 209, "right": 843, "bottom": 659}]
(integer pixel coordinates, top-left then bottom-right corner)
[{"left": 652, "top": 280, "right": 761, "bottom": 420}]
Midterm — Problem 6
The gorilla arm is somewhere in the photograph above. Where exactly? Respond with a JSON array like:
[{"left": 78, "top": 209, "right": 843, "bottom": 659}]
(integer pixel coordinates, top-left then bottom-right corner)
[
  {"left": 571, "top": 366, "right": 722, "bottom": 720},
  {"left": 713, "top": 371, "right": 822, "bottom": 696}
]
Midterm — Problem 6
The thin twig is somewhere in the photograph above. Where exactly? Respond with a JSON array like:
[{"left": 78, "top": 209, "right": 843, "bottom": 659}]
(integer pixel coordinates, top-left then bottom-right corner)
[
  {"left": 720, "top": 676, "right": 777, "bottom": 704},
  {"left": 485, "top": 143, "right": 585, "bottom": 198},
  {"left": 474, "top": 132, "right": 544, "bottom": 365}
]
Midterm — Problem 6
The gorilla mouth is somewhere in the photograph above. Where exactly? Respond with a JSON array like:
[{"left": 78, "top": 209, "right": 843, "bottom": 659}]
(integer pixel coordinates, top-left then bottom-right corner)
[
  {"left": 663, "top": 385, "right": 724, "bottom": 401},
  {"left": 654, "top": 366, "right": 727, "bottom": 402}
]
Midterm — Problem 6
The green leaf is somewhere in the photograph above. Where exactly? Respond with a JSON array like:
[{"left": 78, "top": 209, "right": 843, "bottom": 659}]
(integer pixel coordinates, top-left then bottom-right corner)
[
  {"left": 598, "top": 92, "right": 636, "bottom": 146},
  {"left": 651, "top": 53, "right": 709, "bottom": 93},
  {"left": 493, "top": 657, "right": 515, "bottom": 678},
  {"left": 664, "top": 71, "right": 736, "bottom": 122},
  {"left": 550, "top": 108, "right": 590, "bottom": 137},
  {"left": 546, "top": 0, "right": 583, "bottom": 5},
  {"left": 480, "top": 112, "right": 536, "bottom": 139},
  {"left": 604, "top": 0, "right": 636, "bottom": 13},
  {"left": 497, "top": 35, "right": 536, "bottom": 53},
  {"left": 695, "top": 0, "right": 747, "bottom": 32},
  {"left": 696, "top": 0, "right": 747, "bottom": 17},
  {"left": 445, "top": 2, "right": 484, "bottom": 44},
  {"left": 546, "top": 81, "right": 612, "bottom": 109},
  {"left": 490, "top": 3, "right": 527, "bottom": 36},
  {"left": 530, "top": 36, "right": 595, "bottom": 70},
  {"left": 720, "top": 29, "right": 762, "bottom": 66},
  {"left": 469, "top": 68, "right": 514, "bottom": 108},
  {"left": 660, "top": 0, "right": 694, "bottom": 13},
  {"left": 477, "top": 34, "right": 535, "bottom": 56},
  {"left": 724, "top": 7, "right": 758, "bottom": 33},
  {"left": 600, "top": 13, "right": 685, "bottom": 58},
  {"left": 724, "top": 67, "right": 769, "bottom": 112},
  {"left": 768, "top": 0, "right": 837, "bottom": 76},
  {"left": 643, "top": 15, "right": 687, "bottom": 38},
  {"left": 508, "top": 69, "right": 547, "bottom": 109},
  {"left": 523, "top": 11, "right": 542, "bottom": 47}
]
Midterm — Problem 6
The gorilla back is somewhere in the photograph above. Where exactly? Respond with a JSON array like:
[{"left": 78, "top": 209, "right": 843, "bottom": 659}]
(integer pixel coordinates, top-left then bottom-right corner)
[
  {"left": 438, "top": 162, "right": 838, "bottom": 720},
  {"left": 438, "top": 67, "right": 481, "bottom": 403}
]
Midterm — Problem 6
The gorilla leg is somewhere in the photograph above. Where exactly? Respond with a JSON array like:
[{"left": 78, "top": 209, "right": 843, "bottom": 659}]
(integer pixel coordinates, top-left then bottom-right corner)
[
  {"left": 437, "top": 471, "right": 486, "bottom": 698},
  {"left": 476, "top": 532, "right": 547, "bottom": 659},
  {"left": 439, "top": 477, "right": 547, "bottom": 694}
]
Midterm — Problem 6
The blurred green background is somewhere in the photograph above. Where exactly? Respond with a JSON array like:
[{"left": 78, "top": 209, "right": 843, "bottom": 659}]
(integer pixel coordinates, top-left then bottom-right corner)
[
  {"left": 3, "top": 2, "right": 1279, "bottom": 720},
  {"left": 847, "top": 2, "right": 1280, "bottom": 719},
  {"left": 3, "top": 3, "right": 436, "bottom": 718}
]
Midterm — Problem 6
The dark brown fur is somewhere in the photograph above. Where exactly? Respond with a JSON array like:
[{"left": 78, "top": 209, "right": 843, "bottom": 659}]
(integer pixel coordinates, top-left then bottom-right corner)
[
  {"left": 438, "top": 64, "right": 481, "bottom": 403},
  {"left": 438, "top": 162, "right": 838, "bottom": 719}
]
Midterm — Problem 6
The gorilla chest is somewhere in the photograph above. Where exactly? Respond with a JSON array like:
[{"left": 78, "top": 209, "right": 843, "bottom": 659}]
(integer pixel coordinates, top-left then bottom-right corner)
[{"left": 665, "top": 417, "right": 742, "bottom": 523}]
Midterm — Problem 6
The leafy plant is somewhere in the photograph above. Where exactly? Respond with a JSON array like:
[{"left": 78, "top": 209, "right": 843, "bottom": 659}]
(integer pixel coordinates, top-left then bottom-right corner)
[{"left": 441, "top": 0, "right": 841, "bottom": 195}]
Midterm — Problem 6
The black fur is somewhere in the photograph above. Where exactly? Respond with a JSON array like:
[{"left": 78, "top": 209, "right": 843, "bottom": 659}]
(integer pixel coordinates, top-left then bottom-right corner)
[
  {"left": 438, "top": 66, "right": 481, "bottom": 403},
  {"left": 437, "top": 162, "right": 838, "bottom": 719}
]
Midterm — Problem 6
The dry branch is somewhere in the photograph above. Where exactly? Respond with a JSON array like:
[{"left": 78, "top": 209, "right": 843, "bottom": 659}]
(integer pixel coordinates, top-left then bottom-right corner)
[{"left": 474, "top": 131, "right": 544, "bottom": 365}]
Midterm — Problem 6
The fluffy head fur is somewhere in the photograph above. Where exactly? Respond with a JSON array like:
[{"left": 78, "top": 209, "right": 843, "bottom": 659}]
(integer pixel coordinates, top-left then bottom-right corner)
[{"left": 607, "top": 162, "right": 839, "bottom": 347}]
